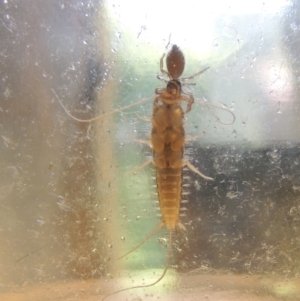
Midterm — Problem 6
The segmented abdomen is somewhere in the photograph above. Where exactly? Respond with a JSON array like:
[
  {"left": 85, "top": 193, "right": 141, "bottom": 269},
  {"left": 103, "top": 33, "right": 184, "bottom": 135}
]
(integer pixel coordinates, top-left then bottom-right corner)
[
  {"left": 151, "top": 103, "right": 185, "bottom": 230},
  {"left": 156, "top": 160, "right": 182, "bottom": 229}
]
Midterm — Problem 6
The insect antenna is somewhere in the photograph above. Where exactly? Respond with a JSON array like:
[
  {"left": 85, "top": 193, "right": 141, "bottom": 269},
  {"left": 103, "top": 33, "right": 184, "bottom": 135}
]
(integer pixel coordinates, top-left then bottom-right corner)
[
  {"left": 116, "top": 222, "right": 163, "bottom": 261},
  {"left": 102, "top": 228, "right": 173, "bottom": 301},
  {"left": 52, "top": 88, "right": 154, "bottom": 123},
  {"left": 14, "top": 244, "right": 48, "bottom": 263},
  {"left": 196, "top": 98, "right": 236, "bottom": 125}
]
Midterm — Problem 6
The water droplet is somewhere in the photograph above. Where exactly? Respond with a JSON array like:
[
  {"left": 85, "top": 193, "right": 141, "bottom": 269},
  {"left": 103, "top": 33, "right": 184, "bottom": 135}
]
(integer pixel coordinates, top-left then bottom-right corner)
[{"left": 37, "top": 219, "right": 45, "bottom": 226}]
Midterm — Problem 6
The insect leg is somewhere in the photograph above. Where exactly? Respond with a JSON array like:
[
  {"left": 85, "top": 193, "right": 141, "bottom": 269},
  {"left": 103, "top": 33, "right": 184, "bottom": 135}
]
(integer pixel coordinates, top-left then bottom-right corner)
[
  {"left": 180, "top": 94, "right": 194, "bottom": 113},
  {"left": 160, "top": 53, "right": 170, "bottom": 78},
  {"left": 135, "top": 112, "right": 151, "bottom": 122},
  {"left": 180, "top": 66, "right": 210, "bottom": 81},
  {"left": 125, "top": 159, "right": 153, "bottom": 175},
  {"left": 157, "top": 76, "right": 169, "bottom": 84},
  {"left": 131, "top": 138, "right": 152, "bottom": 147},
  {"left": 155, "top": 87, "right": 167, "bottom": 95},
  {"left": 185, "top": 131, "right": 206, "bottom": 142},
  {"left": 184, "top": 160, "right": 214, "bottom": 181}
]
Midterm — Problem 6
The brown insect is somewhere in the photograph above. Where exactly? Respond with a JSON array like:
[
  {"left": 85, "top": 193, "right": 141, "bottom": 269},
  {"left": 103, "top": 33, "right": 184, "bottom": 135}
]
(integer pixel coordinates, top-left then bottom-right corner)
[
  {"left": 54, "top": 44, "right": 235, "bottom": 300},
  {"left": 101, "top": 45, "right": 219, "bottom": 300},
  {"left": 151, "top": 45, "right": 214, "bottom": 230}
]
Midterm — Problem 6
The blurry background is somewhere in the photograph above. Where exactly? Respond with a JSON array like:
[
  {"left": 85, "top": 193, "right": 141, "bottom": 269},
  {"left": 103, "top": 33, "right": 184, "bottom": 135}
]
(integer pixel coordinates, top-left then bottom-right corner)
[{"left": 1, "top": 0, "right": 300, "bottom": 300}]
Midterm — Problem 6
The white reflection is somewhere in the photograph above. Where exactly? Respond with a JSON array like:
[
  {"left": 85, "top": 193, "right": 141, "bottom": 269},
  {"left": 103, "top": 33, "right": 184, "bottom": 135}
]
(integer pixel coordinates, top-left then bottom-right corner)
[{"left": 106, "top": 0, "right": 288, "bottom": 49}]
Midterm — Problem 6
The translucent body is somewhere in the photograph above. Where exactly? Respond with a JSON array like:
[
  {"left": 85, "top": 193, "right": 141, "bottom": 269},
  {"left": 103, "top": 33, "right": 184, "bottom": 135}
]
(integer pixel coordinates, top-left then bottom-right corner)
[
  {"left": 152, "top": 97, "right": 185, "bottom": 229},
  {"left": 153, "top": 45, "right": 208, "bottom": 230},
  {"left": 55, "top": 45, "right": 212, "bottom": 300}
]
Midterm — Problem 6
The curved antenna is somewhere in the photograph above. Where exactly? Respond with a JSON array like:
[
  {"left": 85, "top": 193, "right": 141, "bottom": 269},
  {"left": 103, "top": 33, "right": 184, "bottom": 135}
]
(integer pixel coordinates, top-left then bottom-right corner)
[
  {"left": 116, "top": 222, "right": 164, "bottom": 261},
  {"left": 102, "top": 229, "right": 173, "bottom": 301},
  {"left": 52, "top": 88, "right": 154, "bottom": 123},
  {"left": 196, "top": 98, "right": 236, "bottom": 125},
  {"left": 165, "top": 33, "right": 172, "bottom": 51}
]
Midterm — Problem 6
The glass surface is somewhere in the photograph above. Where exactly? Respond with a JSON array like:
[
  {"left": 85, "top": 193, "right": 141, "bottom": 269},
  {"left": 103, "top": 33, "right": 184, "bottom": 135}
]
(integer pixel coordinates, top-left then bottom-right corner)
[{"left": 1, "top": 0, "right": 300, "bottom": 300}]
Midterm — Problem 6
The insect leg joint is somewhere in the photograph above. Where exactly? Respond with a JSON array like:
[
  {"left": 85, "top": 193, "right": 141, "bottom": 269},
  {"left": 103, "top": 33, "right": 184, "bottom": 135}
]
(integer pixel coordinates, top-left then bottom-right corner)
[{"left": 184, "top": 160, "right": 214, "bottom": 181}]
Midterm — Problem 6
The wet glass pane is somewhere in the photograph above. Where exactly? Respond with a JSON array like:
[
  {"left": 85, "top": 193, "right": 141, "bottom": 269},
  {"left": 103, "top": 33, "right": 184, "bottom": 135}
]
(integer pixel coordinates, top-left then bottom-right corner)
[{"left": 1, "top": 0, "right": 300, "bottom": 300}]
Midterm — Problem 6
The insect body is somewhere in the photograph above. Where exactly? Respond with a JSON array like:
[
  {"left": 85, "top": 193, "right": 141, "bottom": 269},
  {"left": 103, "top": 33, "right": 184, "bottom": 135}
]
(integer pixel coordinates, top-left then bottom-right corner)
[
  {"left": 153, "top": 45, "right": 211, "bottom": 231},
  {"left": 54, "top": 44, "right": 233, "bottom": 300},
  {"left": 102, "top": 45, "right": 213, "bottom": 300}
]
